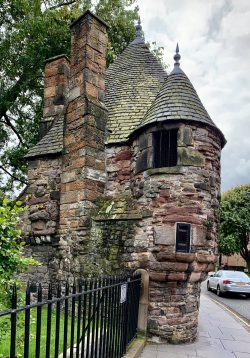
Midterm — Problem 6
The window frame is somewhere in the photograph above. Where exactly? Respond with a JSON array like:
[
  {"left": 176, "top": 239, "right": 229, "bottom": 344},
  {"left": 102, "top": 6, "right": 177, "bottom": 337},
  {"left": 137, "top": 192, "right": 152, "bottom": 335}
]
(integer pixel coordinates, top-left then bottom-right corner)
[
  {"left": 152, "top": 129, "right": 178, "bottom": 168},
  {"left": 175, "top": 222, "right": 191, "bottom": 253}
]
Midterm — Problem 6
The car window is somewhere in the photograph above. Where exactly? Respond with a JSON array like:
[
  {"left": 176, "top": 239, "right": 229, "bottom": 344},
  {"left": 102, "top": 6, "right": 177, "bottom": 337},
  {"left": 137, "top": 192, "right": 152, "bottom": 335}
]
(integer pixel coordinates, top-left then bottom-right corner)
[
  {"left": 214, "top": 271, "right": 221, "bottom": 277},
  {"left": 223, "top": 271, "right": 249, "bottom": 279}
]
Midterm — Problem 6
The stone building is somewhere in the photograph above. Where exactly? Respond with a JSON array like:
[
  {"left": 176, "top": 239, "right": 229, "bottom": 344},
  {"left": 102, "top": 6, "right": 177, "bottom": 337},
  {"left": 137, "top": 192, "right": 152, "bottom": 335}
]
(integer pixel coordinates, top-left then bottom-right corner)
[{"left": 21, "top": 11, "right": 226, "bottom": 343}]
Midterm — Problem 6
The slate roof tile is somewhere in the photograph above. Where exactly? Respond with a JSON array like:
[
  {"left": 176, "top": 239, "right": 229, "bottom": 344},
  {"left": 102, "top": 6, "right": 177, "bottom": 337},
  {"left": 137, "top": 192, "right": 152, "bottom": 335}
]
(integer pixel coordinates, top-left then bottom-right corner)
[
  {"left": 105, "top": 40, "right": 167, "bottom": 143},
  {"left": 25, "top": 114, "right": 64, "bottom": 158},
  {"left": 132, "top": 66, "right": 226, "bottom": 146}
]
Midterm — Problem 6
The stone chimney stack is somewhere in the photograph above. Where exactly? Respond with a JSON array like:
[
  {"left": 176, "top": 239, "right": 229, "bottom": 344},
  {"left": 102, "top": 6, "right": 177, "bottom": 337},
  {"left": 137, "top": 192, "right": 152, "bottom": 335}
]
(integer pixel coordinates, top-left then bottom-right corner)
[
  {"left": 40, "top": 55, "right": 70, "bottom": 138},
  {"left": 59, "top": 11, "right": 108, "bottom": 277}
]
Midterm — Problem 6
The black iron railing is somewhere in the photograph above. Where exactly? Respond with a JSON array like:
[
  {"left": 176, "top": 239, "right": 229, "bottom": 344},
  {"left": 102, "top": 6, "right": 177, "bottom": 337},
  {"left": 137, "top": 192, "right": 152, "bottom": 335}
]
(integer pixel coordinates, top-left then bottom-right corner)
[{"left": 0, "top": 273, "right": 141, "bottom": 358}]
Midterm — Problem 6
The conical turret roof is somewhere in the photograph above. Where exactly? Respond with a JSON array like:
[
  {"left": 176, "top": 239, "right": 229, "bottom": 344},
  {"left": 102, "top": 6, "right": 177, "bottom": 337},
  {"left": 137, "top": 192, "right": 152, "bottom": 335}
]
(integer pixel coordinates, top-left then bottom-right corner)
[
  {"left": 105, "top": 19, "right": 167, "bottom": 144},
  {"left": 132, "top": 45, "right": 226, "bottom": 146}
]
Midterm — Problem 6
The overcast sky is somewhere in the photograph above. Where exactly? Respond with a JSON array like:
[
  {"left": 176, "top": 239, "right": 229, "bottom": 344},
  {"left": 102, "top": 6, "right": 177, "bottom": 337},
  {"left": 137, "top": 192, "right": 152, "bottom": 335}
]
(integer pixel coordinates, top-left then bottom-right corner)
[{"left": 137, "top": 0, "right": 250, "bottom": 192}]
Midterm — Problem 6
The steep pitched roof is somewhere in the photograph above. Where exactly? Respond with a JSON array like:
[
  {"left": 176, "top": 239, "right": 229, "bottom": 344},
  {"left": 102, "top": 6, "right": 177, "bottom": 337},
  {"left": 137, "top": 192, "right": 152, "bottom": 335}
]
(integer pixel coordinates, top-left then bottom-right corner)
[
  {"left": 132, "top": 45, "right": 226, "bottom": 146},
  {"left": 105, "top": 21, "right": 167, "bottom": 144},
  {"left": 26, "top": 22, "right": 166, "bottom": 158},
  {"left": 25, "top": 114, "right": 64, "bottom": 158}
]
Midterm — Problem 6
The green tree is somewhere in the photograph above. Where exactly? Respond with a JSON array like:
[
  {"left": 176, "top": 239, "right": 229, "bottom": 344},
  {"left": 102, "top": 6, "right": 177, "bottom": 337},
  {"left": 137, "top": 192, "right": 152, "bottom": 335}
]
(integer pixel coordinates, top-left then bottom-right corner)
[
  {"left": 219, "top": 184, "right": 250, "bottom": 272},
  {"left": 0, "top": 0, "right": 142, "bottom": 194},
  {"left": 0, "top": 197, "right": 36, "bottom": 283}
]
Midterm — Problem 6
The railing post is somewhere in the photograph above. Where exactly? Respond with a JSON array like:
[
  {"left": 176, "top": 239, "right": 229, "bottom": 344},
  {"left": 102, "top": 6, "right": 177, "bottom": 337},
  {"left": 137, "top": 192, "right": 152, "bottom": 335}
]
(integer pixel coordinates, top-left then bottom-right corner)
[
  {"left": 123, "top": 276, "right": 130, "bottom": 350},
  {"left": 135, "top": 269, "right": 149, "bottom": 334},
  {"left": 35, "top": 283, "right": 43, "bottom": 358},
  {"left": 10, "top": 283, "right": 17, "bottom": 358},
  {"left": 24, "top": 282, "right": 31, "bottom": 358}
]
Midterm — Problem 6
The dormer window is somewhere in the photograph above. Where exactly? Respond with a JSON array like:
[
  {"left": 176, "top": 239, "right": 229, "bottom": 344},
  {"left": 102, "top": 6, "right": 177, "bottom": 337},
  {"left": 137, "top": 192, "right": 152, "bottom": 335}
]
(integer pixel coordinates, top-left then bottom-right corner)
[{"left": 153, "top": 129, "right": 178, "bottom": 168}]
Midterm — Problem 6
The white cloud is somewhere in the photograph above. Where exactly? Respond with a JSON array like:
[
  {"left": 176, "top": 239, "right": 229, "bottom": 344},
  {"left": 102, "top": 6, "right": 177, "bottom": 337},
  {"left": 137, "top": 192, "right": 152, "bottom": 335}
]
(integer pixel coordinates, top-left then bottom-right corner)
[{"left": 138, "top": 0, "right": 250, "bottom": 191}]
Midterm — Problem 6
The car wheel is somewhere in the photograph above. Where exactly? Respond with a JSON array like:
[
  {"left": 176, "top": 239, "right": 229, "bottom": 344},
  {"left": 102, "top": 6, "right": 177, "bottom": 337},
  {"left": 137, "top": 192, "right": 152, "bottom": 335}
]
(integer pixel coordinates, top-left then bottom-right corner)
[
  {"left": 207, "top": 281, "right": 211, "bottom": 291},
  {"left": 216, "top": 285, "right": 222, "bottom": 296}
]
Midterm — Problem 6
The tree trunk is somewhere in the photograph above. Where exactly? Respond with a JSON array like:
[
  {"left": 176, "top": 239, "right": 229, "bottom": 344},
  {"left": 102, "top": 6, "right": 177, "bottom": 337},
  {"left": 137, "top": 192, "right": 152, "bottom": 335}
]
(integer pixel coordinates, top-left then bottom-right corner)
[{"left": 247, "top": 260, "right": 250, "bottom": 274}]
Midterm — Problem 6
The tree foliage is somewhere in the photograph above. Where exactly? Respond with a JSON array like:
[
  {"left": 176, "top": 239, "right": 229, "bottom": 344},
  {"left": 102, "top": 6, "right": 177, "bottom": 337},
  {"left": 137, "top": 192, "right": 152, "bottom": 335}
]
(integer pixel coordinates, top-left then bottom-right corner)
[
  {"left": 2, "top": 0, "right": 162, "bottom": 194},
  {"left": 0, "top": 197, "right": 37, "bottom": 283},
  {"left": 219, "top": 183, "right": 250, "bottom": 271}
]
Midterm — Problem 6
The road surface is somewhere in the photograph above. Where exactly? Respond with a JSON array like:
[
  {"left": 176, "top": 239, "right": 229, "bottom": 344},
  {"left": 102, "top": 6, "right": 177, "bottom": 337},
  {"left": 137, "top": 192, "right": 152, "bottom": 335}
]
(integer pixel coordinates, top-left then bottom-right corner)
[{"left": 201, "top": 280, "right": 250, "bottom": 324}]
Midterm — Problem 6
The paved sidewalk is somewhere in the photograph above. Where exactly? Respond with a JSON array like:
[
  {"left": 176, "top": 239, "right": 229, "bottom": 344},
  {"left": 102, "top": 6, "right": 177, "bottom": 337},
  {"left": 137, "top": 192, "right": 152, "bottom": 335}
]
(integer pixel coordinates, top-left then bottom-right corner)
[{"left": 140, "top": 294, "right": 250, "bottom": 358}]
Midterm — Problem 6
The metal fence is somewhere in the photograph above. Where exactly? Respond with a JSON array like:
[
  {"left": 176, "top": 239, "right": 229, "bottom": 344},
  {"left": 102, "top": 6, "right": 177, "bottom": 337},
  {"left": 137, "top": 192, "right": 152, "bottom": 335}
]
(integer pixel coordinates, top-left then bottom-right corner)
[{"left": 0, "top": 273, "right": 141, "bottom": 358}]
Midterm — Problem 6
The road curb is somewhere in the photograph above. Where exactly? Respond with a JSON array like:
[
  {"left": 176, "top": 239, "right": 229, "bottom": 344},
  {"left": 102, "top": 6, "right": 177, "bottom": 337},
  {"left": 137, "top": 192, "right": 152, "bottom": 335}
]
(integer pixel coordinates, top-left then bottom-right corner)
[{"left": 122, "top": 336, "right": 146, "bottom": 358}]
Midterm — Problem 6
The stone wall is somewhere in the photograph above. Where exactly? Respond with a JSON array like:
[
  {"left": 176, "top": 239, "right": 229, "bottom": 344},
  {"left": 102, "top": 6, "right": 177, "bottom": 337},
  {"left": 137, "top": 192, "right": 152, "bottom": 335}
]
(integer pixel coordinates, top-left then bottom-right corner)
[
  {"left": 19, "top": 155, "right": 63, "bottom": 284},
  {"left": 22, "top": 156, "right": 63, "bottom": 236},
  {"left": 19, "top": 237, "right": 58, "bottom": 287},
  {"left": 106, "top": 145, "right": 132, "bottom": 196}
]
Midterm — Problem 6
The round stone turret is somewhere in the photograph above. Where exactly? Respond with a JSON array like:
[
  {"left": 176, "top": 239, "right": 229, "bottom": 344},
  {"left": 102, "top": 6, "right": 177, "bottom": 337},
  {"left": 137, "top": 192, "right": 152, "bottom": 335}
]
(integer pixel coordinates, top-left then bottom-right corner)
[{"left": 127, "top": 46, "right": 225, "bottom": 343}]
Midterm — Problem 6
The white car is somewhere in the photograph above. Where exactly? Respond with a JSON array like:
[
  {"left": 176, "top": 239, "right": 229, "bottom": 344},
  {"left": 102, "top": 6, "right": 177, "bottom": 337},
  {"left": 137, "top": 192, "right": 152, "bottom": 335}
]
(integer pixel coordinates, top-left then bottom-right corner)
[{"left": 207, "top": 270, "right": 250, "bottom": 297}]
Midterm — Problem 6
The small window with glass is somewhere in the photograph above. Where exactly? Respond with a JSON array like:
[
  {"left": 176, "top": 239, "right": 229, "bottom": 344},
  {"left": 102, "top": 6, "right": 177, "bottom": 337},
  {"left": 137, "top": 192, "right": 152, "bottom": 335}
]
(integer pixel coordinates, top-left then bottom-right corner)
[{"left": 176, "top": 223, "right": 191, "bottom": 253}]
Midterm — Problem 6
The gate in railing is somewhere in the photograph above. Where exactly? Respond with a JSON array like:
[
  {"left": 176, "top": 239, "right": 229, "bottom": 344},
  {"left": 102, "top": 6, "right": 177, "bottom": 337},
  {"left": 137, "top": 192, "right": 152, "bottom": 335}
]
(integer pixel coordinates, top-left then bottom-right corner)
[{"left": 0, "top": 273, "right": 141, "bottom": 358}]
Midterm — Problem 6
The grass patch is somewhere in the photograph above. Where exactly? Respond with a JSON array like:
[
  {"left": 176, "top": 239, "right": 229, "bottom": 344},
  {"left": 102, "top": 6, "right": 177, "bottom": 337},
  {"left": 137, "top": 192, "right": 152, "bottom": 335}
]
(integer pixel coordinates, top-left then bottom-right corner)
[{"left": 0, "top": 308, "right": 78, "bottom": 358}]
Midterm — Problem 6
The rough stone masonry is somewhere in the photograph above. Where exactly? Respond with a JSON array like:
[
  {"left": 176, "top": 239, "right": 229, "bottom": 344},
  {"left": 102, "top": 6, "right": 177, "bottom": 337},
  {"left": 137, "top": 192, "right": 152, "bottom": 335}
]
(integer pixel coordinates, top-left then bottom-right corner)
[{"left": 20, "top": 11, "right": 226, "bottom": 343}]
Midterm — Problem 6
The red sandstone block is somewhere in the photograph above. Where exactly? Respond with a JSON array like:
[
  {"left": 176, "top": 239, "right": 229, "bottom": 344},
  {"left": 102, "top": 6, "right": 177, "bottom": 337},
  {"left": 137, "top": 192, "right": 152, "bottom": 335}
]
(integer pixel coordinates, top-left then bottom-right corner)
[
  {"left": 82, "top": 190, "right": 99, "bottom": 201},
  {"left": 85, "top": 157, "right": 105, "bottom": 171},
  {"left": 64, "top": 134, "right": 75, "bottom": 146},
  {"left": 156, "top": 252, "right": 176, "bottom": 262},
  {"left": 44, "top": 77, "right": 57, "bottom": 88},
  {"left": 65, "top": 141, "right": 86, "bottom": 153},
  {"left": 86, "top": 59, "right": 101, "bottom": 74},
  {"left": 67, "top": 118, "right": 86, "bottom": 131},
  {"left": 67, "top": 110, "right": 76, "bottom": 124},
  {"left": 86, "top": 82, "right": 98, "bottom": 98},
  {"left": 66, "top": 181, "right": 88, "bottom": 191},
  {"left": 70, "top": 220, "right": 80, "bottom": 228},
  {"left": 99, "top": 31, "right": 107, "bottom": 44},
  {"left": 196, "top": 253, "right": 217, "bottom": 263},
  {"left": 159, "top": 190, "right": 170, "bottom": 198},
  {"left": 167, "top": 273, "right": 187, "bottom": 281},
  {"left": 164, "top": 262, "right": 189, "bottom": 272},
  {"left": 58, "top": 74, "right": 67, "bottom": 85},
  {"left": 191, "top": 262, "right": 207, "bottom": 272},
  {"left": 29, "top": 196, "right": 49, "bottom": 205},
  {"left": 60, "top": 183, "right": 66, "bottom": 193},
  {"left": 175, "top": 252, "right": 195, "bottom": 263},
  {"left": 86, "top": 45, "right": 94, "bottom": 60},
  {"left": 45, "top": 67, "right": 58, "bottom": 77},
  {"left": 60, "top": 191, "right": 78, "bottom": 204},
  {"left": 206, "top": 263, "right": 216, "bottom": 271},
  {"left": 75, "top": 72, "right": 84, "bottom": 86},
  {"left": 44, "top": 86, "right": 56, "bottom": 98},
  {"left": 189, "top": 272, "right": 201, "bottom": 283},
  {"left": 71, "top": 157, "right": 86, "bottom": 169},
  {"left": 149, "top": 272, "right": 167, "bottom": 282},
  {"left": 98, "top": 77, "right": 105, "bottom": 91},
  {"left": 163, "top": 215, "right": 202, "bottom": 225}
]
